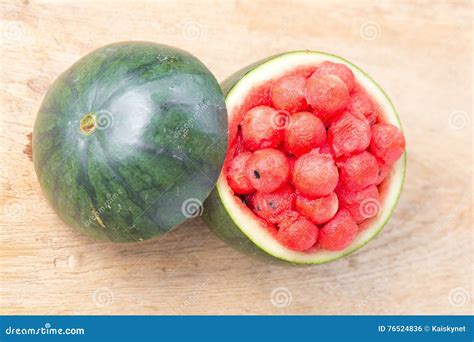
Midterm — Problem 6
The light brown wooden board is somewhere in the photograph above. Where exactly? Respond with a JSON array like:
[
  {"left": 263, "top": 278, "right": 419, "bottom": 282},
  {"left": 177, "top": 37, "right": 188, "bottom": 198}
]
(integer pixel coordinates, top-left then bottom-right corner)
[{"left": 0, "top": 0, "right": 472, "bottom": 315}]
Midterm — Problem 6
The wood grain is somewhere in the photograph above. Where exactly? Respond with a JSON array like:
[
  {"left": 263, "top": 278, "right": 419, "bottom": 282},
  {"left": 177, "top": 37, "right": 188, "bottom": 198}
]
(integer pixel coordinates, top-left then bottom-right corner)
[{"left": 0, "top": 0, "right": 472, "bottom": 315}]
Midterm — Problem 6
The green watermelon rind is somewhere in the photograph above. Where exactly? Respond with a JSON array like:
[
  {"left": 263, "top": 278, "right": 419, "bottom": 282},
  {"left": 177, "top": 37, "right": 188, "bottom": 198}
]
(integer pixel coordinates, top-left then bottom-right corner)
[
  {"left": 203, "top": 50, "right": 406, "bottom": 264},
  {"left": 34, "top": 42, "right": 228, "bottom": 242}
]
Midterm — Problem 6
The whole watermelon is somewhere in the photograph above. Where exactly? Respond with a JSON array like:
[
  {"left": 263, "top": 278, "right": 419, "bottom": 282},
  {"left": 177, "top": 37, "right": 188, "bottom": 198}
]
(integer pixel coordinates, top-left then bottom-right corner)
[{"left": 33, "top": 42, "right": 228, "bottom": 242}]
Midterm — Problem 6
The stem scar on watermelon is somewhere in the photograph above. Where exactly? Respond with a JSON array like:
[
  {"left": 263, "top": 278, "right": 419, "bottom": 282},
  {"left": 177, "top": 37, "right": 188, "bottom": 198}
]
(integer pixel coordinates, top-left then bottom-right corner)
[
  {"left": 79, "top": 113, "right": 97, "bottom": 135},
  {"left": 33, "top": 42, "right": 228, "bottom": 242},
  {"left": 203, "top": 51, "right": 406, "bottom": 264}
]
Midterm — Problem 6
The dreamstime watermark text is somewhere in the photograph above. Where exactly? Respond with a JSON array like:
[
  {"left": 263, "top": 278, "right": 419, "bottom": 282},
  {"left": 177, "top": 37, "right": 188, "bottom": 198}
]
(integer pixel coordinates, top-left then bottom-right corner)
[
  {"left": 84, "top": 190, "right": 123, "bottom": 227},
  {"left": 4, "top": 322, "right": 85, "bottom": 336}
]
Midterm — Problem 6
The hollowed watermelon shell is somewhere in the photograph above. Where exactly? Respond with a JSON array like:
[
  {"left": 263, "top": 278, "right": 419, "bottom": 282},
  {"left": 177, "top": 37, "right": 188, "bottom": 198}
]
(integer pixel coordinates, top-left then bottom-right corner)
[
  {"left": 203, "top": 51, "right": 406, "bottom": 264},
  {"left": 33, "top": 42, "right": 227, "bottom": 242}
]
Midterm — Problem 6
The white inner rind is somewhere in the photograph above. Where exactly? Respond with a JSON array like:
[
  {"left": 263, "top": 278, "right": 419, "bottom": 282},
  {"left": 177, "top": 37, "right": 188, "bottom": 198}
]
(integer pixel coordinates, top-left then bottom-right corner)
[{"left": 217, "top": 51, "right": 406, "bottom": 264}]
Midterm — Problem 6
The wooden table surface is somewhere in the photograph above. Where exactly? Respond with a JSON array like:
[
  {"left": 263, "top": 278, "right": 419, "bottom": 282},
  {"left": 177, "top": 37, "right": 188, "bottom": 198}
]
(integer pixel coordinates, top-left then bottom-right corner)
[{"left": 0, "top": 0, "right": 472, "bottom": 315}]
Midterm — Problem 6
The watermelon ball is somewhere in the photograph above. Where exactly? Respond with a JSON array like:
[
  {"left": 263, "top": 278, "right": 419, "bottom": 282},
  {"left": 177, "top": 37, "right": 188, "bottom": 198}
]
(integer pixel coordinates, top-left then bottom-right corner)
[
  {"left": 271, "top": 75, "right": 308, "bottom": 113},
  {"left": 284, "top": 111, "right": 326, "bottom": 156},
  {"left": 375, "top": 162, "right": 390, "bottom": 185},
  {"left": 327, "top": 112, "right": 371, "bottom": 157},
  {"left": 295, "top": 192, "right": 338, "bottom": 225},
  {"left": 249, "top": 185, "right": 294, "bottom": 222},
  {"left": 370, "top": 123, "right": 406, "bottom": 166},
  {"left": 277, "top": 216, "right": 318, "bottom": 251},
  {"left": 347, "top": 92, "right": 377, "bottom": 125},
  {"left": 241, "top": 105, "right": 284, "bottom": 151},
  {"left": 337, "top": 151, "right": 379, "bottom": 191},
  {"left": 305, "top": 74, "right": 349, "bottom": 119},
  {"left": 227, "top": 151, "right": 254, "bottom": 194},
  {"left": 268, "top": 209, "right": 299, "bottom": 225},
  {"left": 246, "top": 148, "right": 290, "bottom": 193},
  {"left": 311, "top": 61, "right": 356, "bottom": 93},
  {"left": 336, "top": 185, "right": 380, "bottom": 223},
  {"left": 318, "top": 209, "right": 358, "bottom": 251},
  {"left": 292, "top": 151, "right": 339, "bottom": 198},
  {"left": 316, "top": 143, "right": 335, "bottom": 157}
]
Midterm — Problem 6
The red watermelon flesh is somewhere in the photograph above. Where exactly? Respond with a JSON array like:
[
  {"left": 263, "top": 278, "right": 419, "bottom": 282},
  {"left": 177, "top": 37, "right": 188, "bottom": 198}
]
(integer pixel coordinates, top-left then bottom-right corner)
[
  {"left": 295, "top": 192, "right": 339, "bottom": 225},
  {"left": 337, "top": 151, "right": 379, "bottom": 192},
  {"left": 245, "top": 148, "right": 290, "bottom": 193},
  {"left": 327, "top": 111, "right": 371, "bottom": 157},
  {"left": 306, "top": 74, "right": 349, "bottom": 122},
  {"left": 311, "top": 61, "right": 356, "bottom": 93},
  {"left": 226, "top": 151, "right": 254, "bottom": 195},
  {"left": 222, "top": 61, "right": 405, "bottom": 252},
  {"left": 271, "top": 75, "right": 308, "bottom": 113},
  {"left": 284, "top": 111, "right": 326, "bottom": 156}
]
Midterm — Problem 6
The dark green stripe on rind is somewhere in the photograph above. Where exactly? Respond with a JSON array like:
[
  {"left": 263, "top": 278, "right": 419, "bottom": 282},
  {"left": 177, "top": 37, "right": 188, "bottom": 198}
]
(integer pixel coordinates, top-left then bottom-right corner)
[{"left": 33, "top": 42, "right": 227, "bottom": 242}]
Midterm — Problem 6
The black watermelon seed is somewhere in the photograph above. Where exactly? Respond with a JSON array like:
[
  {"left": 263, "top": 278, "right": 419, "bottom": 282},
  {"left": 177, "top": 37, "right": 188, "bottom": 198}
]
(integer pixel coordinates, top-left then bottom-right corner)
[{"left": 253, "top": 170, "right": 260, "bottom": 179}]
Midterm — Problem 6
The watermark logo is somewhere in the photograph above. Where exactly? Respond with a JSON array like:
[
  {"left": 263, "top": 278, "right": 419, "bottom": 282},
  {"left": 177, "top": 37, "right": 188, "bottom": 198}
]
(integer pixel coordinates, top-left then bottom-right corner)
[
  {"left": 4, "top": 21, "right": 25, "bottom": 41},
  {"left": 4, "top": 322, "right": 85, "bottom": 335},
  {"left": 3, "top": 199, "right": 26, "bottom": 220},
  {"left": 93, "top": 287, "right": 114, "bottom": 308},
  {"left": 359, "top": 21, "right": 381, "bottom": 41},
  {"left": 181, "top": 198, "right": 203, "bottom": 218},
  {"left": 448, "top": 287, "right": 470, "bottom": 307},
  {"left": 353, "top": 279, "right": 388, "bottom": 314},
  {"left": 271, "top": 110, "right": 291, "bottom": 130},
  {"left": 359, "top": 198, "right": 381, "bottom": 219},
  {"left": 178, "top": 277, "right": 210, "bottom": 313},
  {"left": 448, "top": 110, "right": 470, "bottom": 130},
  {"left": 84, "top": 190, "right": 122, "bottom": 227},
  {"left": 182, "top": 20, "right": 203, "bottom": 41},
  {"left": 173, "top": 102, "right": 211, "bottom": 139},
  {"left": 95, "top": 110, "right": 114, "bottom": 130},
  {"left": 270, "top": 287, "right": 292, "bottom": 308}
]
